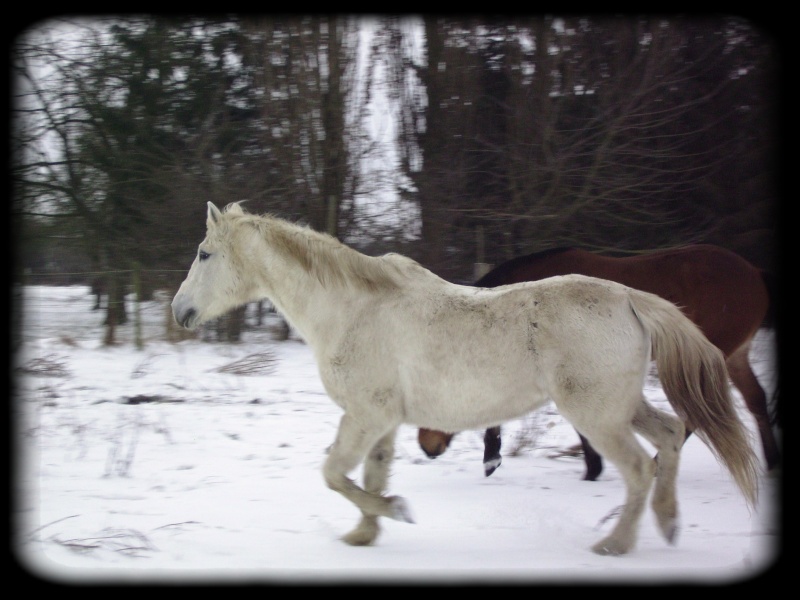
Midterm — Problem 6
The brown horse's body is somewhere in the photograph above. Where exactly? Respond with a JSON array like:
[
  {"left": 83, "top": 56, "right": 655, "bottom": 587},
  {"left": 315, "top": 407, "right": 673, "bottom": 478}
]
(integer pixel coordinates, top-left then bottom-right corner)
[{"left": 418, "top": 245, "right": 780, "bottom": 478}]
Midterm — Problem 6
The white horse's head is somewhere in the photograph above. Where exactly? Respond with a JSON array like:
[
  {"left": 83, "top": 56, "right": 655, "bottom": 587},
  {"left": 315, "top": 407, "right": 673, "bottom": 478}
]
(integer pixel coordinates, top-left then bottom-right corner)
[{"left": 172, "top": 202, "right": 255, "bottom": 330}]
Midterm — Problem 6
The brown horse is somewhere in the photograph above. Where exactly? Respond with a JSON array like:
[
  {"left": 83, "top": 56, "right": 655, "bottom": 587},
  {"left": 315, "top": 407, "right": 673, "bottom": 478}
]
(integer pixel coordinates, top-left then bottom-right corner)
[{"left": 418, "top": 245, "right": 780, "bottom": 479}]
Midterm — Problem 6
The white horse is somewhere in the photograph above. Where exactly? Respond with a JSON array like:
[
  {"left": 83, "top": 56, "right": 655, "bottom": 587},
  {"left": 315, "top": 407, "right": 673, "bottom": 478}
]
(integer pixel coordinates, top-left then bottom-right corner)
[{"left": 172, "top": 202, "right": 759, "bottom": 556}]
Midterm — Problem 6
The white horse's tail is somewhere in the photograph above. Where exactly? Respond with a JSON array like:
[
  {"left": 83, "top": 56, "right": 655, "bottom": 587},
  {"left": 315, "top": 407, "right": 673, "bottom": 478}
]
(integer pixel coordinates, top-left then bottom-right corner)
[{"left": 628, "top": 290, "right": 760, "bottom": 508}]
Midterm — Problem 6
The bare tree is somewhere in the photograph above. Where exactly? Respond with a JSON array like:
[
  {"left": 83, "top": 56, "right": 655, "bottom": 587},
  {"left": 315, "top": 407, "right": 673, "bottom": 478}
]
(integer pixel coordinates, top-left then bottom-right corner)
[
  {"left": 384, "top": 16, "right": 777, "bottom": 279},
  {"left": 13, "top": 17, "right": 275, "bottom": 342}
]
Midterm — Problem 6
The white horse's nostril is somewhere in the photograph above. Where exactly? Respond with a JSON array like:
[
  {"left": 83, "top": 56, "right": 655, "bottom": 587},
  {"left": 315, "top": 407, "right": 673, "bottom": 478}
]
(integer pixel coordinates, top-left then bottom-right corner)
[{"left": 175, "top": 307, "right": 196, "bottom": 329}]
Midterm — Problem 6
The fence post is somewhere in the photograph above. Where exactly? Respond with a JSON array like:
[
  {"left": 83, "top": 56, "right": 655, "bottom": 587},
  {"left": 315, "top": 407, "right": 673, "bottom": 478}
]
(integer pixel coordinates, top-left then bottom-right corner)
[
  {"left": 103, "top": 272, "right": 117, "bottom": 347},
  {"left": 132, "top": 261, "right": 143, "bottom": 350}
]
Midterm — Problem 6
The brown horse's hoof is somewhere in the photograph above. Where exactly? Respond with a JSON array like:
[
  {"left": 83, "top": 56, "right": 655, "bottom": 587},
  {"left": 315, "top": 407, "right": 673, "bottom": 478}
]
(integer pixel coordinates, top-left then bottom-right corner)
[{"left": 484, "top": 457, "right": 501, "bottom": 477}]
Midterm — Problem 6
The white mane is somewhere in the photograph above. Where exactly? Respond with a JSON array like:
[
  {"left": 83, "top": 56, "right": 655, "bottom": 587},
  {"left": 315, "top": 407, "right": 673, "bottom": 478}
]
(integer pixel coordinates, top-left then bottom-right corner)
[{"left": 219, "top": 203, "right": 415, "bottom": 292}]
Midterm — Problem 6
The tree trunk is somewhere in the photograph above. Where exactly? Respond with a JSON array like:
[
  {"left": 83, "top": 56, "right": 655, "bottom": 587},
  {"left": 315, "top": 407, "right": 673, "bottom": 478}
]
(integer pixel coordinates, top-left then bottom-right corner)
[
  {"left": 321, "top": 17, "right": 345, "bottom": 239},
  {"left": 416, "top": 18, "right": 449, "bottom": 276}
]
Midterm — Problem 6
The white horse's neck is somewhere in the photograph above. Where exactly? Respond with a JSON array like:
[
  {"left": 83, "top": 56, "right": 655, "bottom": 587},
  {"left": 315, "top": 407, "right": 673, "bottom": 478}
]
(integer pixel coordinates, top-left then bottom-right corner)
[
  {"left": 248, "top": 221, "right": 397, "bottom": 348},
  {"left": 262, "top": 262, "right": 347, "bottom": 347}
]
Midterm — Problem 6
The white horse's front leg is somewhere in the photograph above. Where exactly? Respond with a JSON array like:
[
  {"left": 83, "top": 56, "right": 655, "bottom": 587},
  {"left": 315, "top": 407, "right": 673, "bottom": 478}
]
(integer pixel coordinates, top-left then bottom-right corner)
[
  {"left": 344, "top": 427, "right": 414, "bottom": 546},
  {"left": 323, "top": 415, "right": 412, "bottom": 546}
]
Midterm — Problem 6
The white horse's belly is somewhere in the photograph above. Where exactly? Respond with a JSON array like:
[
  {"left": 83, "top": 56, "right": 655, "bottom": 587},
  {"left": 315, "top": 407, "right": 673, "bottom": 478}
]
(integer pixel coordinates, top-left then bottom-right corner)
[
  {"left": 396, "top": 336, "right": 554, "bottom": 430},
  {"left": 403, "top": 382, "right": 551, "bottom": 431}
]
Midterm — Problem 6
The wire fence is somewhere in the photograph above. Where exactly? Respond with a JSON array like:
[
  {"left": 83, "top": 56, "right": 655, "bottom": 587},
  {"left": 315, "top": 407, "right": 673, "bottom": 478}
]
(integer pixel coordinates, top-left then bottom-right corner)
[{"left": 14, "top": 270, "right": 286, "bottom": 349}]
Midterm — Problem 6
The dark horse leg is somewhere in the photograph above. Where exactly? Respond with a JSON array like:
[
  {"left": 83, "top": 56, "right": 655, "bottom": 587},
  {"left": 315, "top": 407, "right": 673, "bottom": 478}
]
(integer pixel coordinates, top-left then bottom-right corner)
[
  {"left": 578, "top": 429, "right": 694, "bottom": 481},
  {"left": 484, "top": 423, "right": 701, "bottom": 481},
  {"left": 481, "top": 425, "right": 603, "bottom": 480},
  {"left": 483, "top": 426, "right": 693, "bottom": 481},
  {"left": 578, "top": 433, "right": 606, "bottom": 481},
  {"left": 481, "top": 427, "right": 610, "bottom": 479},
  {"left": 725, "top": 343, "right": 781, "bottom": 471},
  {"left": 483, "top": 426, "right": 502, "bottom": 476},
  {"left": 419, "top": 426, "right": 504, "bottom": 477},
  {"left": 483, "top": 428, "right": 659, "bottom": 481}
]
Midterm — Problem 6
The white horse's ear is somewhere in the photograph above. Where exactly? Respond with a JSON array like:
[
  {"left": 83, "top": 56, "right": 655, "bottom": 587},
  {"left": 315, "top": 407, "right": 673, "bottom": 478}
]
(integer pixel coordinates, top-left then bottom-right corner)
[
  {"left": 207, "top": 202, "right": 222, "bottom": 228},
  {"left": 226, "top": 202, "right": 244, "bottom": 215}
]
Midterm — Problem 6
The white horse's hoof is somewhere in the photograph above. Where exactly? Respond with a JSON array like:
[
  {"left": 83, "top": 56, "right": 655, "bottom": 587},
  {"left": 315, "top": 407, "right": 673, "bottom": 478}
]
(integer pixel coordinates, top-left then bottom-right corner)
[
  {"left": 657, "top": 515, "right": 679, "bottom": 545},
  {"left": 342, "top": 517, "right": 380, "bottom": 546},
  {"left": 591, "top": 537, "right": 631, "bottom": 556},
  {"left": 388, "top": 496, "right": 415, "bottom": 523}
]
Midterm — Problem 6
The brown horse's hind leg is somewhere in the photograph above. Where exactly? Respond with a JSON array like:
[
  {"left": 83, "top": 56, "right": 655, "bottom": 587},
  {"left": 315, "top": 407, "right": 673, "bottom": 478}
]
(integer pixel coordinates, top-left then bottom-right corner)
[
  {"left": 483, "top": 426, "right": 502, "bottom": 476},
  {"left": 726, "top": 342, "right": 781, "bottom": 471},
  {"left": 578, "top": 433, "right": 604, "bottom": 481}
]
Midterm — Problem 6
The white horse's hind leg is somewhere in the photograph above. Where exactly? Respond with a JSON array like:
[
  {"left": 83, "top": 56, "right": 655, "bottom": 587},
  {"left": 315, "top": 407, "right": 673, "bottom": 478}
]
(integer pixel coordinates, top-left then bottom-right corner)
[
  {"left": 591, "top": 432, "right": 656, "bottom": 555},
  {"left": 632, "top": 399, "right": 685, "bottom": 543},
  {"left": 578, "top": 424, "right": 656, "bottom": 556},
  {"left": 323, "top": 415, "right": 411, "bottom": 546}
]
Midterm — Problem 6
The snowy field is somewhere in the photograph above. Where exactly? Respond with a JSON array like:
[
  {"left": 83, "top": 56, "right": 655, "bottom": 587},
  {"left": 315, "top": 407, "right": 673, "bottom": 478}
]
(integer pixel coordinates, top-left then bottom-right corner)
[{"left": 12, "top": 285, "right": 782, "bottom": 586}]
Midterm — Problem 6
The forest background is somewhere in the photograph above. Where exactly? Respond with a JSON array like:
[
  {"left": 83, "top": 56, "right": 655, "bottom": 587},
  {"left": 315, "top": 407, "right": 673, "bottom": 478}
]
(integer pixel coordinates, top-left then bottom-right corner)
[{"left": 11, "top": 15, "right": 783, "bottom": 344}]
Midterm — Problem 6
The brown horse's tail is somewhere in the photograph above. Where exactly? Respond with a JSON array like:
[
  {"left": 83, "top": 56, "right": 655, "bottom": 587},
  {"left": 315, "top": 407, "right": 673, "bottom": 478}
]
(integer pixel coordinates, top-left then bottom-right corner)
[{"left": 628, "top": 290, "right": 760, "bottom": 509}]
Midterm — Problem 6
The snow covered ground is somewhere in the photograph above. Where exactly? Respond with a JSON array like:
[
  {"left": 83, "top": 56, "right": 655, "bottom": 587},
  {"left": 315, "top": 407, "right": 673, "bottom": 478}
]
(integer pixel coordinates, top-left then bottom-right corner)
[{"left": 12, "top": 285, "right": 782, "bottom": 585}]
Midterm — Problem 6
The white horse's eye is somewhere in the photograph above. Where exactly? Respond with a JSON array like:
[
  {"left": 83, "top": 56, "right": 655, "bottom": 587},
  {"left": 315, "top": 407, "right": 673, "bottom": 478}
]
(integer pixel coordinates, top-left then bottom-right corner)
[{"left": 199, "top": 250, "right": 210, "bottom": 261}]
